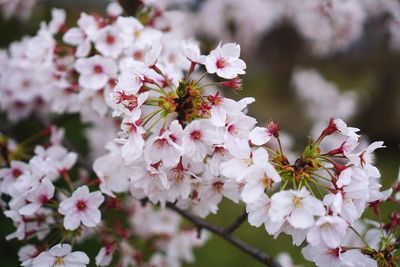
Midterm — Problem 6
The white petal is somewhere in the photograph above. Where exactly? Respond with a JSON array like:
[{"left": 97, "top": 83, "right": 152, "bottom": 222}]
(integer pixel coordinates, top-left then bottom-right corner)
[
  {"left": 241, "top": 181, "right": 264, "bottom": 203},
  {"left": 63, "top": 213, "right": 81, "bottom": 230},
  {"left": 249, "top": 127, "right": 271, "bottom": 146},
  {"left": 81, "top": 208, "right": 101, "bottom": 227},
  {"left": 288, "top": 208, "right": 315, "bottom": 229},
  {"left": 31, "top": 252, "right": 54, "bottom": 267},
  {"left": 64, "top": 251, "right": 90, "bottom": 265},
  {"left": 19, "top": 203, "right": 41, "bottom": 216}
]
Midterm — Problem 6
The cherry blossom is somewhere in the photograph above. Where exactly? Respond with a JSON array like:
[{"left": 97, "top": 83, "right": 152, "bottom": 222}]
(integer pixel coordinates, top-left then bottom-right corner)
[
  {"left": 93, "top": 25, "right": 125, "bottom": 59},
  {"left": 204, "top": 42, "right": 246, "bottom": 79},
  {"left": 63, "top": 13, "right": 97, "bottom": 57},
  {"left": 306, "top": 215, "right": 348, "bottom": 248},
  {"left": 241, "top": 154, "right": 281, "bottom": 203},
  {"left": 346, "top": 141, "right": 385, "bottom": 178},
  {"left": 31, "top": 244, "right": 89, "bottom": 267},
  {"left": 58, "top": 186, "right": 104, "bottom": 230},
  {"left": 181, "top": 40, "right": 202, "bottom": 63},
  {"left": 269, "top": 188, "right": 325, "bottom": 229},
  {"left": 95, "top": 245, "right": 115, "bottom": 267},
  {"left": 19, "top": 178, "right": 55, "bottom": 216},
  {"left": 75, "top": 55, "right": 117, "bottom": 90}
]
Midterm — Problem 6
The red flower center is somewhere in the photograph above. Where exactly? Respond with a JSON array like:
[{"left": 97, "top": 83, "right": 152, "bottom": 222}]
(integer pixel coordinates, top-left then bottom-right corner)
[
  {"left": 93, "top": 65, "right": 103, "bottom": 74},
  {"left": 133, "top": 51, "right": 143, "bottom": 61},
  {"left": 190, "top": 130, "right": 201, "bottom": 140},
  {"left": 39, "top": 195, "right": 48, "bottom": 204},
  {"left": 76, "top": 200, "right": 87, "bottom": 211},
  {"left": 213, "top": 181, "right": 224, "bottom": 192},
  {"left": 227, "top": 124, "right": 236, "bottom": 134},
  {"left": 106, "top": 34, "right": 115, "bottom": 45},
  {"left": 12, "top": 168, "right": 22, "bottom": 178},
  {"left": 216, "top": 58, "right": 226, "bottom": 69},
  {"left": 328, "top": 248, "right": 341, "bottom": 257},
  {"left": 154, "top": 138, "right": 169, "bottom": 149}
]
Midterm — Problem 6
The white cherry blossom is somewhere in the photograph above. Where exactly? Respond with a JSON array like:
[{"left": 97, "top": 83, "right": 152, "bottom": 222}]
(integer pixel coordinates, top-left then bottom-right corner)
[
  {"left": 58, "top": 186, "right": 104, "bottom": 230},
  {"left": 75, "top": 55, "right": 117, "bottom": 90},
  {"left": 32, "top": 244, "right": 89, "bottom": 267},
  {"left": 307, "top": 215, "right": 348, "bottom": 248},
  {"left": 270, "top": 188, "right": 325, "bottom": 229},
  {"left": 204, "top": 42, "right": 246, "bottom": 79}
]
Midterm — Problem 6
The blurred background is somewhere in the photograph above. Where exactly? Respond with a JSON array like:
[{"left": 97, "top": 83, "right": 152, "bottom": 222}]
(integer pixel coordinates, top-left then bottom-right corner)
[{"left": 1, "top": 0, "right": 399, "bottom": 266}]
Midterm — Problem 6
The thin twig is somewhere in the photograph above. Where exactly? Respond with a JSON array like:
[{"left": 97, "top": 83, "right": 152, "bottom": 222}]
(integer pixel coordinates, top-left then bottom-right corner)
[
  {"left": 166, "top": 203, "right": 280, "bottom": 267},
  {"left": 223, "top": 209, "right": 248, "bottom": 235}
]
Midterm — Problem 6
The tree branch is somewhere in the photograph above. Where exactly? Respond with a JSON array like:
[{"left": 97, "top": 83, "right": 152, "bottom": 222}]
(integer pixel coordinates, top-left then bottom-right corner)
[
  {"left": 223, "top": 209, "right": 248, "bottom": 235},
  {"left": 33, "top": 113, "right": 281, "bottom": 267},
  {"left": 166, "top": 203, "right": 280, "bottom": 267}
]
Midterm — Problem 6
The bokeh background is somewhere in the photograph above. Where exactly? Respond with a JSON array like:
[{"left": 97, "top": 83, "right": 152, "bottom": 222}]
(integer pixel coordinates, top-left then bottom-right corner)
[{"left": 1, "top": 0, "right": 399, "bottom": 266}]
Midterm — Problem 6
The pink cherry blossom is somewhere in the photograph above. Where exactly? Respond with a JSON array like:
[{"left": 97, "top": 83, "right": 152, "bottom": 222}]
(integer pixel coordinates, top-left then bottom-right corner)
[
  {"left": 270, "top": 188, "right": 325, "bottom": 229},
  {"left": 32, "top": 244, "right": 89, "bottom": 267},
  {"left": 75, "top": 55, "right": 117, "bottom": 90},
  {"left": 204, "top": 43, "right": 246, "bottom": 79},
  {"left": 58, "top": 186, "right": 104, "bottom": 230}
]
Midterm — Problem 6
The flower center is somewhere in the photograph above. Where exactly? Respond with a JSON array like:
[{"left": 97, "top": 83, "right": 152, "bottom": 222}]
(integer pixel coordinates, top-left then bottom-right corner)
[
  {"left": 169, "top": 134, "right": 177, "bottom": 143},
  {"left": 22, "top": 79, "right": 32, "bottom": 88},
  {"left": 76, "top": 200, "right": 87, "bottom": 211},
  {"left": 93, "top": 65, "right": 103, "bottom": 74},
  {"left": 12, "top": 168, "right": 22, "bottom": 178},
  {"left": 328, "top": 248, "right": 340, "bottom": 257},
  {"left": 213, "top": 181, "right": 224, "bottom": 192},
  {"left": 216, "top": 58, "right": 225, "bottom": 69},
  {"left": 242, "top": 158, "right": 253, "bottom": 166},
  {"left": 106, "top": 34, "right": 115, "bottom": 45},
  {"left": 292, "top": 196, "right": 303, "bottom": 208},
  {"left": 262, "top": 176, "right": 273, "bottom": 189},
  {"left": 321, "top": 222, "right": 333, "bottom": 230},
  {"left": 154, "top": 138, "right": 169, "bottom": 149},
  {"left": 125, "top": 122, "right": 137, "bottom": 134},
  {"left": 173, "top": 169, "right": 184, "bottom": 182},
  {"left": 190, "top": 130, "right": 201, "bottom": 141},
  {"left": 214, "top": 146, "right": 226, "bottom": 155},
  {"left": 39, "top": 195, "right": 49, "bottom": 204},
  {"left": 227, "top": 124, "right": 236, "bottom": 134},
  {"left": 54, "top": 256, "right": 65, "bottom": 265},
  {"left": 133, "top": 51, "right": 143, "bottom": 61}
]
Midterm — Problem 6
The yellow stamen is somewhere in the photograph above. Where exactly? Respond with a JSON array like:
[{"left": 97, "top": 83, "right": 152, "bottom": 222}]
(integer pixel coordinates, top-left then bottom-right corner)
[
  {"left": 54, "top": 256, "right": 64, "bottom": 266},
  {"left": 292, "top": 196, "right": 303, "bottom": 208},
  {"left": 262, "top": 176, "right": 273, "bottom": 189}
]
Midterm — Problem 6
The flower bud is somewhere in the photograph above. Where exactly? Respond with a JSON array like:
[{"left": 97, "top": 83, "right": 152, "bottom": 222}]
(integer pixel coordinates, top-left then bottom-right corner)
[{"left": 266, "top": 120, "right": 280, "bottom": 138}]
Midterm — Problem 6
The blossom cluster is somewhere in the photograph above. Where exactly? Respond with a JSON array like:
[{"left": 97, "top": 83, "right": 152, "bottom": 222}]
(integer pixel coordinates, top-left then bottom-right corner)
[
  {"left": 0, "top": 128, "right": 207, "bottom": 267},
  {"left": 92, "top": 13, "right": 396, "bottom": 266},
  {"left": 0, "top": 0, "right": 38, "bottom": 21},
  {"left": 191, "top": 0, "right": 400, "bottom": 55},
  {"left": 0, "top": 1, "right": 188, "bottom": 125},
  {"left": 4, "top": 0, "right": 400, "bottom": 56},
  {"left": 292, "top": 68, "right": 359, "bottom": 122},
  {"left": 246, "top": 118, "right": 395, "bottom": 266},
  {"left": 0, "top": 2, "right": 399, "bottom": 267}
]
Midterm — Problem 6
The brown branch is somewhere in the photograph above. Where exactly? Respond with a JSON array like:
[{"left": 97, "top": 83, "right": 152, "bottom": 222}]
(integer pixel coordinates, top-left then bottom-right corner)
[
  {"left": 34, "top": 113, "right": 281, "bottom": 267},
  {"left": 223, "top": 209, "right": 248, "bottom": 235},
  {"left": 166, "top": 203, "right": 280, "bottom": 267}
]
